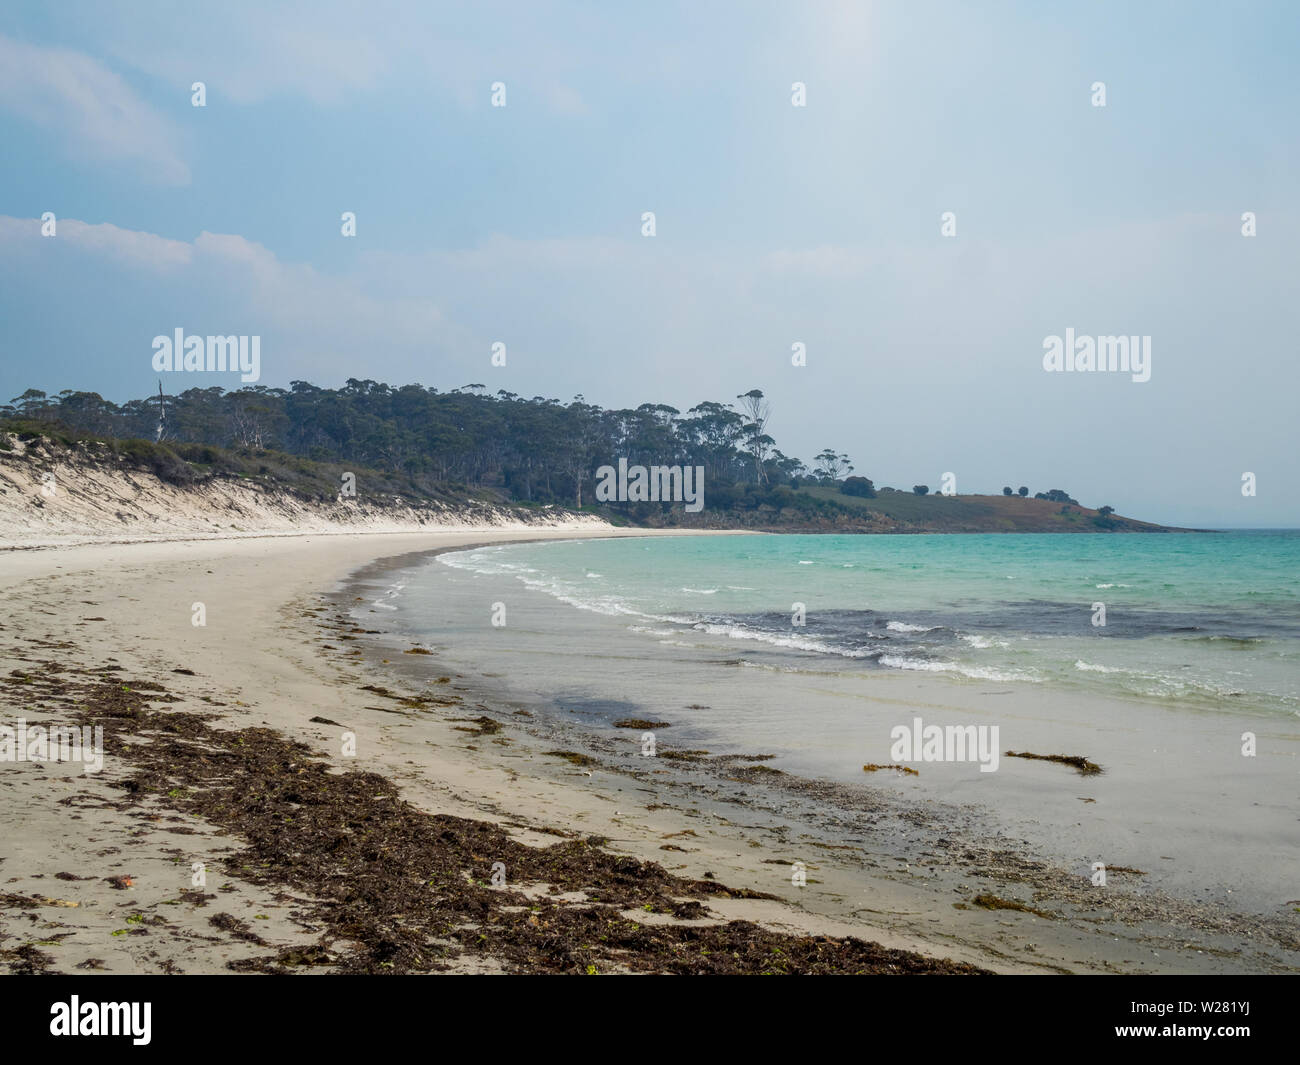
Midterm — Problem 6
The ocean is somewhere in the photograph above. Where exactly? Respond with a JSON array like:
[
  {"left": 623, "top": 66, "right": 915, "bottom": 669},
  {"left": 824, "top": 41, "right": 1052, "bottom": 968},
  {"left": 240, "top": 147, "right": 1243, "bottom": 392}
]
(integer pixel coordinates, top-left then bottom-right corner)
[{"left": 427, "top": 531, "right": 1300, "bottom": 719}]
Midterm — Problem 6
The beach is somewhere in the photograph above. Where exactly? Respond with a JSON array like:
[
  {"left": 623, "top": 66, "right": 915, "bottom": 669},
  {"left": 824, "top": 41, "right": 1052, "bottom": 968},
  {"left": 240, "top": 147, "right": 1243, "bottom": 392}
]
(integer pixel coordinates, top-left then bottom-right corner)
[{"left": 1, "top": 527, "right": 1297, "bottom": 974}]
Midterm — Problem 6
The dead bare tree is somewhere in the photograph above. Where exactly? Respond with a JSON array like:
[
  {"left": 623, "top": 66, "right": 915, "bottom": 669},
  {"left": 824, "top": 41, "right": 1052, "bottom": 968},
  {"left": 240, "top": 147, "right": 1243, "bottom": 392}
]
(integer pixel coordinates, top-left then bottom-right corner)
[
  {"left": 154, "top": 382, "right": 167, "bottom": 442},
  {"left": 735, "top": 389, "right": 772, "bottom": 483}
]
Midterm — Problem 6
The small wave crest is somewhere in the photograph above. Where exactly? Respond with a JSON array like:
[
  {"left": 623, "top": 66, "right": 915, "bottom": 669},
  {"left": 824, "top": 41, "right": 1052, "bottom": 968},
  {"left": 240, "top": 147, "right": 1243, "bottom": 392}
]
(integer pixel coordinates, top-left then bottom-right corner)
[
  {"left": 886, "top": 620, "right": 937, "bottom": 634},
  {"left": 694, "top": 621, "right": 876, "bottom": 658},
  {"left": 1074, "top": 659, "right": 1126, "bottom": 674},
  {"left": 878, "top": 654, "right": 1040, "bottom": 683}
]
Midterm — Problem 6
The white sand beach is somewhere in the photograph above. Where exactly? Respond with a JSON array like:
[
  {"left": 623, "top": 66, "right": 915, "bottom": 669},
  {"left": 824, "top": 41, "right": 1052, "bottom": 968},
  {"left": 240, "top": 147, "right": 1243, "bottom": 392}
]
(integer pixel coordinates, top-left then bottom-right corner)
[{"left": 2, "top": 526, "right": 1296, "bottom": 974}]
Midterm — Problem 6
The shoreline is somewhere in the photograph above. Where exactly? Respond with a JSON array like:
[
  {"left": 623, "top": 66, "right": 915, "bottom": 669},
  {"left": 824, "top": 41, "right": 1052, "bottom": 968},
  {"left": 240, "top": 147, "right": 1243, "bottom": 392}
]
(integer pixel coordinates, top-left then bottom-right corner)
[
  {"left": 1, "top": 527, "right": 1296, "bottom": 974},
  {"left": 6, "top": 526, "right": 990, "bottom": 974},
  {"left": 355, "top": 536, "right": 1300, "bottom": 902},
  {"left": 340, "top": 539, "right": 1300, "bottom": 971}
]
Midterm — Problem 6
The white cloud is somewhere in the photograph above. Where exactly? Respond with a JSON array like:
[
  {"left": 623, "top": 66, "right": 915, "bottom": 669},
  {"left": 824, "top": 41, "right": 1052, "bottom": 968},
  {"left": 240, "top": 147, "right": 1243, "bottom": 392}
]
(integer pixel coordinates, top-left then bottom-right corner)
[
  {"left": 0, "top": 215, "right": 193, "bottom": 269},
  {"left": 65, "top": 219, "right": 194, "bottom": 269},
  {"left": 0, "top": 34, "right": 189, "bottom": 184},
  {"left": 101, "top": 11, "right": 390, "bottom": 106},
  {"left": 189, "top": 230, "right": 444, "bottom": 346},
  {"left": 0, "top": 216, "right": 443, "bottom": 361},
  {"left": 79, "top": 2, "right": 463, "bottom": 106},
  {"left": 66, "top": 1, "right": 637, "bottom": 113}
]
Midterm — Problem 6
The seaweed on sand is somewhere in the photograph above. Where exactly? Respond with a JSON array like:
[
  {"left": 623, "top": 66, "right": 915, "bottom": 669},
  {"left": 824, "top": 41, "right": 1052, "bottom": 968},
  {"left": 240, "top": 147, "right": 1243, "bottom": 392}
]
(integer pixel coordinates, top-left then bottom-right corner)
[
  {"left": 1005, "top": 751, "right": 1103, "bottom": 775},
  {"left": 543, "top": 750, "right": 595, "bottom": 767},
  {"left": 657, "top": 749, "right": 709, "bottom": 762},
  {"left": 863, "top": 764, "right": 919, "bottom": 776},
  {"left": 452, "top": 715, "right": 502, "bottom": 736},
  {"left": 969, "top": 893, "right": 1055, "bottom": 919},
  {"left": 0, "top": 660, "right": 990, "bottom": 975},
  {"left": 0, "top": 944, "right": 54, "bottom": 974}
]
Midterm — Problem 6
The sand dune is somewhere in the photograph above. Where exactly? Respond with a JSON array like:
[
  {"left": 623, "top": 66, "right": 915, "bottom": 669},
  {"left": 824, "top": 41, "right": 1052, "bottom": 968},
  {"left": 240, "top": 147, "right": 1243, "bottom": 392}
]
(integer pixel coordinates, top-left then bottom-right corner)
[{"left": 0, "top": 434, "right": 606, "bottom": 549}]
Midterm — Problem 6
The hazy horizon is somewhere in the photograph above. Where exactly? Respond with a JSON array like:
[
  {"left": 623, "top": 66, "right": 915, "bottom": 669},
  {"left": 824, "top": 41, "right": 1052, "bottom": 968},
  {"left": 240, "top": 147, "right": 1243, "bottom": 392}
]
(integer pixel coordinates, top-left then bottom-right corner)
[{"left": 2, "top": 0, "right": 1296, "bottom": 527}]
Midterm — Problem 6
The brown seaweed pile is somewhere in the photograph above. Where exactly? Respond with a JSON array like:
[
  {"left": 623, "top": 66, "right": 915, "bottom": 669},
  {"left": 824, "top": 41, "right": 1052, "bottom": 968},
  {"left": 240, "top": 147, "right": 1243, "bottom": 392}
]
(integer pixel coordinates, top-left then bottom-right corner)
[{"left": 1, "top": 659, "right": 989, "bottom": 975}]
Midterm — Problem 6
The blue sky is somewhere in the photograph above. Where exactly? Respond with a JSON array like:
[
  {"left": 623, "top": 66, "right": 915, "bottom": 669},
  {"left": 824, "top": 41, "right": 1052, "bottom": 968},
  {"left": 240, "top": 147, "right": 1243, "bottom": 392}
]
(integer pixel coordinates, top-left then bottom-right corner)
[{"left": 0, "top": 0, "right": 1297, "bottom": 525}]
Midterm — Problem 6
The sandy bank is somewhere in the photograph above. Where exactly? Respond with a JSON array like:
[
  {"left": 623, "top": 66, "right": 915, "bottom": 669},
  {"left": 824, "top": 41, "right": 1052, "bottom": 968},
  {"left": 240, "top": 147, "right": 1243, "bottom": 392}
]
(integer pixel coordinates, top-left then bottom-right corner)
[{"left": 0, "top": 434, "right": 607, "bottom": 549}]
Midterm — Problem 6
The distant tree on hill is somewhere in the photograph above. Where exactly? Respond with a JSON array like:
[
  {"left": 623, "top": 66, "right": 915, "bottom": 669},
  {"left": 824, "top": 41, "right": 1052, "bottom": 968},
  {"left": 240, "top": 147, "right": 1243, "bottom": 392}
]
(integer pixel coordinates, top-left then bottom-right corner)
[
  {"left": 1018, "top": 486, "right": 1028, "bottom": 497},
  {"left": 10, "top": 389, "right": 53, "bottom": 420},
  {"left": 1098, "top": 505, "right": 1115, "bottom": 516},
  {"left": 841, "top": 475, "right": 876, "bottom": 498},
  {"left": 813, "top": 448, "right": 853, "bottom": 482},
  {"left": 912, "top": 484, "right": 929, "bottom": 495},
  {"left": 1035, "top": 488, "right": 1078, "bottom": 505},
  {"left": 1002, "top": 486, "right": 1012, "bottom": 496},
  {"left": 762, "top": 449, "right": 804, "bottom": 486},
  {"left": 736, "top": 389, "right": 773, "bottom": 484}
]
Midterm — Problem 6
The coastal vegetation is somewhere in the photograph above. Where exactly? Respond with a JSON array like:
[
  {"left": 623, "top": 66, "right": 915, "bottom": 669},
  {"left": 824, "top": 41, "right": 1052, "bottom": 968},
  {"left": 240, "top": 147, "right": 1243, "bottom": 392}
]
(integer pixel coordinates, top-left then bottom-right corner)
[{"left": 3, "top": 382, "right": 1163, "bottom": 532}]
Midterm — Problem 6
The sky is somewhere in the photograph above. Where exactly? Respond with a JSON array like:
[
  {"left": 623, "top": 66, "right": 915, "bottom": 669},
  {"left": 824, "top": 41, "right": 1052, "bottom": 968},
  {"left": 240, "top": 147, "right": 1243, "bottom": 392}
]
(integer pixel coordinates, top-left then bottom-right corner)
[{"left": 0, "top": 0, "right": 1296, "bottom": 527}]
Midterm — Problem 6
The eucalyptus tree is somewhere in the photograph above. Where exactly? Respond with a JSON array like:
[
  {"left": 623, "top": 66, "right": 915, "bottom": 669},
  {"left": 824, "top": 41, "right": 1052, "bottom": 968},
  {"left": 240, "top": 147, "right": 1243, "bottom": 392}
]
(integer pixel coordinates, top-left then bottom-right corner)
[{"left": 735, "top": 389, "right": 772, "bottom": 483}]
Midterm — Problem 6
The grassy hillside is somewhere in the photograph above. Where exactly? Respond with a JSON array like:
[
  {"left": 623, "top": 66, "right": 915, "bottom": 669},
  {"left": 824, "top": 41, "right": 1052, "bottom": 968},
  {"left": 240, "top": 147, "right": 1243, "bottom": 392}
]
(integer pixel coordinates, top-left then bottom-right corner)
[{"left": 797, "top": 486, "right": 1176, "bottom": 533}]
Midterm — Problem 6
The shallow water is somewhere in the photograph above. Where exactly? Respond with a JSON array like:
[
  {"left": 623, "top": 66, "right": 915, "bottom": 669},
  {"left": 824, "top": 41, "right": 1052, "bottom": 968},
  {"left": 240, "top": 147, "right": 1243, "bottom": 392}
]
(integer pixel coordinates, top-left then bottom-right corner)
[{"left": 432, "top": 531, "right": 1300, "bottom": 718}]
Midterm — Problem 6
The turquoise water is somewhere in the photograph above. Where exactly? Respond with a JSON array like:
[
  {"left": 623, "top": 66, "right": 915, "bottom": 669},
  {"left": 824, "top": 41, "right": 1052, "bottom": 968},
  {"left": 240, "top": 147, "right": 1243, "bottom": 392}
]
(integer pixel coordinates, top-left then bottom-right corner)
[{"left": 437, "top": 531, "right": 1300, "bottom": 717}]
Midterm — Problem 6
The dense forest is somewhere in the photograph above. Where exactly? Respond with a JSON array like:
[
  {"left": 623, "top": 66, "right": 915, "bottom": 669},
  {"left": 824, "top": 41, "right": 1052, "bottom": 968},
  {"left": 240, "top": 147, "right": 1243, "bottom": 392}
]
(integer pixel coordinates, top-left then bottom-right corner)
[
  {"left": 3, "top": 382, "right": 1134, "bottom": 530},
  {"left": 4, "top": 382, "right": 833, "bottom": 505}
]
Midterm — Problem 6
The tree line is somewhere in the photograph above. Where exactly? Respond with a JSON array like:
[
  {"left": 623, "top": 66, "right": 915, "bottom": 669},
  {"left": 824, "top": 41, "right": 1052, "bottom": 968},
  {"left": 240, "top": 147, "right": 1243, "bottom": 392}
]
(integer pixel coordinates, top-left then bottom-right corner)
[
  {"left": 5, "top": 382, "right": 1093, "bottom": 518},
  {"left": 3, "top": 382, "right": 829, "bottom": 508}
]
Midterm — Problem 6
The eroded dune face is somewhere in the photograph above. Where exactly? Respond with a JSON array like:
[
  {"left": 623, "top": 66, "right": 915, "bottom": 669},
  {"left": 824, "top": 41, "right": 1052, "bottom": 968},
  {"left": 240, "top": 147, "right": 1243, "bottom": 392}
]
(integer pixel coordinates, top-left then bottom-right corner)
[{"left": 0, "top": 435, "right": 608, "bottom": 548}]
